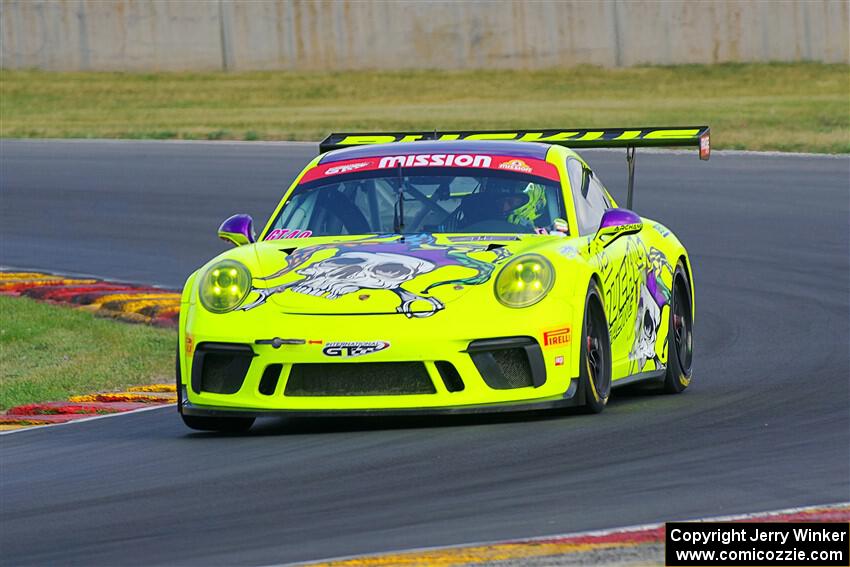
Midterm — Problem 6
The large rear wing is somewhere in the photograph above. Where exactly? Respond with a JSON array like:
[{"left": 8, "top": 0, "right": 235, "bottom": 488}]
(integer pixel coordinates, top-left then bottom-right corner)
[
  {"left": 318, "top": 126, "right": 710, "bottom": 208},
  {"left": 320, "top": 126, "right": 710, "bottom": 158}
]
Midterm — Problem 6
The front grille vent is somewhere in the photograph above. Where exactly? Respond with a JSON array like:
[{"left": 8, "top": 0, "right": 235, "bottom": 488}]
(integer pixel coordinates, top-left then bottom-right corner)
[
  {"left": 192, "top": 343, "right": 254, "bottom": 394},
  {"left": 435, "top": 361, "right": 464, "bottom": 392},
  {"left": 258, "top": 364, "right": 282, "bottom": 395},
  {"left": 467, "top": 337, "right": 545, "bottom": 390},
  {"left": 285, "top": 362, "right": 436, "bottom": 396},
  {"left": 490, "top": 348, "right": 535, "bottom": 388}
]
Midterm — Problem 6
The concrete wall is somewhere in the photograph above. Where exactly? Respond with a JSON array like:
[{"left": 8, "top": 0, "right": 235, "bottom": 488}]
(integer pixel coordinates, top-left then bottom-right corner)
[{"left": 1, "top": 0, "right": 847, "bottom": 71}]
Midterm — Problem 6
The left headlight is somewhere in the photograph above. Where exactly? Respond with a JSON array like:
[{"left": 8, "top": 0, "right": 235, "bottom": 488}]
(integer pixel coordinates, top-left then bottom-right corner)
[
  {"left": 199, "top": 260, "right": 252, "bottom": 313},
  {"left": 494, "top": 254, "right": 555, "bottom": 308}
]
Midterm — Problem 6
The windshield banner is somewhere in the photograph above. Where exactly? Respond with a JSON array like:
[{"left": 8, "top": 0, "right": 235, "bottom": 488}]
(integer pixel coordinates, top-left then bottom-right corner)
[{"left": 300, "top": 155, "right": 560, "bottom": 184}]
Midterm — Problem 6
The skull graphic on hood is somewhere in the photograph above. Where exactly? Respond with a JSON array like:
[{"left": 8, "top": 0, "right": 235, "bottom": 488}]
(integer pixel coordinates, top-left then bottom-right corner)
[
  {"left": 239, "top": 234, "right": 511, "bottom": 317},
  {"left": 291, "top": 251, "right": 436, "bottom": 299}
]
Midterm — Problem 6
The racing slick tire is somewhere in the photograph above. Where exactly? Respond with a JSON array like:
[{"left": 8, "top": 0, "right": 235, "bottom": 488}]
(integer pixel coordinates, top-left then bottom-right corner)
[
  {"left": 175, "top": 348, "right": 255, "bottom": 433},
  {"left": 580, "top": 280, "right": 612, "bottom": 413},
  {"left": 663, "top": 262, "right": 694, "bottom": 394}
]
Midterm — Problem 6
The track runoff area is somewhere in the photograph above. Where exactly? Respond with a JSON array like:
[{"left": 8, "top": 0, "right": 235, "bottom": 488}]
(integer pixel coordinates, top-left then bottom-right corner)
[{"left": 301, "top": 504, "right": 849, "bottom": 566}]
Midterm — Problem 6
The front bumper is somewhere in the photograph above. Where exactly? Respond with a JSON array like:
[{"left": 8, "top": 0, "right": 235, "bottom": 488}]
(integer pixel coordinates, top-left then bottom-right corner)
[
  {"left": 180, "top": 383, "right": 580, "bottom": 419},
  {"left": 180, "top": 299, "right": 581, "bottom": 413}
]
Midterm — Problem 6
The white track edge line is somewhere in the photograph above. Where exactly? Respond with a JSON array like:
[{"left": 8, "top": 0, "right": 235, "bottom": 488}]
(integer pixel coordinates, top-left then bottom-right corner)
[
  {"left": 0, "top": 404, "right": 172, "bottom": 436},
  {"left": 282, "top": 501, "right": 850, "bottom": 567}
]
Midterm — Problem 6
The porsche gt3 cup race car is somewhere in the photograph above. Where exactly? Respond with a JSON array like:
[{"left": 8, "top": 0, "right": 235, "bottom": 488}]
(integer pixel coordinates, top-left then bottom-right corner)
[{"left": 177, "top": 127, "right": 709, "bottom": 432}]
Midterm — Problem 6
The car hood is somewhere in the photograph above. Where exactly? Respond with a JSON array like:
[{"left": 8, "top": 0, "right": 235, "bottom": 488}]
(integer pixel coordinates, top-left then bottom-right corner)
[{"left": 242, "top": 233, "right": 553, "bottom": 316}]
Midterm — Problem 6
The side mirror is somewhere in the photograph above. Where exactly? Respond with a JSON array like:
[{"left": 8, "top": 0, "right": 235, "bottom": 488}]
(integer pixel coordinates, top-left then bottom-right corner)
[
  {"left": 594, "top": 208, "right": 642, "bottom": 246},
  {"left": 218, "top": 214, "right": 256, "bottom": 247}
]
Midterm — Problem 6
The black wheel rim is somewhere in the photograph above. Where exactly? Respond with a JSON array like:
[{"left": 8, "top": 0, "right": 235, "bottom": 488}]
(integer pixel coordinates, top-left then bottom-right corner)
[
  {"left": 586, "top": 302, "right": 610, "bottom": 398},
  {"left": 672, "top": 282, "right": 693, "bottom": 373}
]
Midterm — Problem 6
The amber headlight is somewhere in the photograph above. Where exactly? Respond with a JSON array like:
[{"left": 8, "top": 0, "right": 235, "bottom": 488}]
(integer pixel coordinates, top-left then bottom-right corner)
[
  {"left": 494, "top": 254, "right": 555, "bottom": 308},
  {"left": 199, "top": 260, "right": 251, "bottom": 313}
]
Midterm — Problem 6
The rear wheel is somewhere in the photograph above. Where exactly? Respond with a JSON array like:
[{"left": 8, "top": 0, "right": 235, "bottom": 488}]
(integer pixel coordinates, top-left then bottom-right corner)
[
  {"left": 580, "top": 281, "right": 612, "bottom": 413},
  {"left": 663, "top": 263, "right": 694, "bottom": 393}
]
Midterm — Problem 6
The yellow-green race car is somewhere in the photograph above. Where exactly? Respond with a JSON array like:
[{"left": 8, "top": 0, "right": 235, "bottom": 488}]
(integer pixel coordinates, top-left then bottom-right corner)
[{"left": 177, "top": 127, "right": 710, "bottom": 432}]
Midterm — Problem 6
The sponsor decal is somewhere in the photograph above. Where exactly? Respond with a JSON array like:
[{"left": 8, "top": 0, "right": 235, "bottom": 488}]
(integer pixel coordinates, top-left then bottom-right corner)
[
  {"left": 325, "top": 161, "right": 371, "bottom": 175},
  {"left": 300, "top": 155, "right": 560, "bottom": 183},
  {"left": 554, "top": 355, "right": 565, "bottom": 366},
  {"left": 330, "top": 128, "right": 704, "bottom": 147},
  {"left": 560, "top": 245, "right": 578, "bottom": 259},
  {"left": 266, "top": 228, "right": 313, "bottom": 240},
  {"left": 322, "top": 341, "right": 390, "bottom": 358},
  {"left": 498, "top": 159, "right": 533, "bottom": 173},
  {"left": 378, "top": 154, "right": 492, "bottom": 169},
  {"left": 699, "top": 133, "right": 710, "bottom": 160},
  {"left": 608, "top": 223, "right": 642, "bottom": 234},
  {"left": 652, "top": 222, "right": 672, "bottom": 238},
  {"left": 543, "top": 327, "right": 571, "bottom": 347},
  {"left": 447, "top": 235, "right": 519, "bottom": 242}
]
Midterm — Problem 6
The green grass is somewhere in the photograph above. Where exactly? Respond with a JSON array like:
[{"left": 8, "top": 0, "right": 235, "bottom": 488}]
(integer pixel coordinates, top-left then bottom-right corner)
[
  {"left": 1, "top": 63, "right": 848, "bottom": 153},
  {"left": 0, "top": 296, "right": 175, "bottom": 411}
]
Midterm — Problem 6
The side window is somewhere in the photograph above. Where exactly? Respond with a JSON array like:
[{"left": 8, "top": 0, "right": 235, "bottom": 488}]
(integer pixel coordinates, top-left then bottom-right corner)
[
  {"left": 567, "top": 158, "right": 610, "bottom": 235},
  {"left": 586, "top": 175, "right": 612, "bottom": 214}
]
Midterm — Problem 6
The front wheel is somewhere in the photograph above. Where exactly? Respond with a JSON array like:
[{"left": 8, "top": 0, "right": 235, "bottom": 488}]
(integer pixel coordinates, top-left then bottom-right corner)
[
  {"left": 580, "top": 281, "right": 612, "bottom": 413},
  {"left": 663, "top": 262, "right": 694, "bottom": 393}
]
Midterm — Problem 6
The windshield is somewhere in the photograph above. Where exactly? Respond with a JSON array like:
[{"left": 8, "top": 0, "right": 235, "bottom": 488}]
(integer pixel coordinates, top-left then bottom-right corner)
[{"left": 266, "top": 164, "right": 566, "bottom": 239}]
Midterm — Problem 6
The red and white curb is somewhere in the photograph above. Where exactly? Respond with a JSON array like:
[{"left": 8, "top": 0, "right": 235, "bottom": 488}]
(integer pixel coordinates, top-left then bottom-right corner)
[
  {"left": 293, "top": 503, "right": 850, "bottom": 566},
  {"left": 1, "top": 385, "right": 176, "bottom": 433},
  {"left": 0, "top": 270, "right": 180, "bottom": 327}
]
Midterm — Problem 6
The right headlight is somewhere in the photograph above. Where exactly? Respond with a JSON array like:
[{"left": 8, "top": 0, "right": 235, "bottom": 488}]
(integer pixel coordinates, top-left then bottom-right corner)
[
  {"left": 198, "top": 260, "right": 252, "bottom": 313},
  {"left": 494, "top": 254, "right": 555, "bottom": 308}
]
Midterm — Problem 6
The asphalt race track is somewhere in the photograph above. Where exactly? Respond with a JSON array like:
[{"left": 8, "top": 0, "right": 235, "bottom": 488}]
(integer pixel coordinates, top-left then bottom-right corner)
[{"left": 1, "top": 140, "right": 848, "bottom": 566}]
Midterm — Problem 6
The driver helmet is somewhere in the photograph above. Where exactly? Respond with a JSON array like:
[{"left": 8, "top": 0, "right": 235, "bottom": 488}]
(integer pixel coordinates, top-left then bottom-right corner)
[{"left": 506, "top": 183, "right": 547, "bottom": 227}]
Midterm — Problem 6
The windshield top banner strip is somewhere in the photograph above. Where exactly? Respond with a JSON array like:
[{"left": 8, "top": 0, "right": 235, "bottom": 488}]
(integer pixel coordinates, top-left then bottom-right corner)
[
  {"left": 320, "top": 126, "right": 711, "bottom": 160},
  {"left": 300, "top": 154, "right": 561, "bottom": 184}
]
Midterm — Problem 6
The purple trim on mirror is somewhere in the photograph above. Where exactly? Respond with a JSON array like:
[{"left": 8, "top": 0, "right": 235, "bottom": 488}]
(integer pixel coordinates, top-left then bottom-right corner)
[
  {"left": 598, "top": 208, "right": 642, "bottom": 230},
  {"left": 218, "top": 214, "right": 255, "bottom": 244}
]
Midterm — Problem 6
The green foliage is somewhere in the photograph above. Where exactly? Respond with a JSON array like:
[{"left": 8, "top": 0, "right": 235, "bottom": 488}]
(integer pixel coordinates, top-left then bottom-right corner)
[
  {"left": 1, "top": 63, "right": 847, "bottom": 153},
  {"left": 0, "top": 297, "right": 174, "bottom": 410}
]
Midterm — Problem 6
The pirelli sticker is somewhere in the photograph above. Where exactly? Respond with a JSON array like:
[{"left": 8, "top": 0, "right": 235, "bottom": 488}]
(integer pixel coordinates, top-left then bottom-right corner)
[{"left": 543, "top": 327, "right": 571, "bottom": 347}]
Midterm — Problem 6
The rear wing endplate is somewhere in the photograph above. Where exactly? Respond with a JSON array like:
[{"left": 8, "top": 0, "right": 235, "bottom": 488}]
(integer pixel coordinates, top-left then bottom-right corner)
[{"left": 319, "top": 126, "right": 710, "bottom": 208}]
